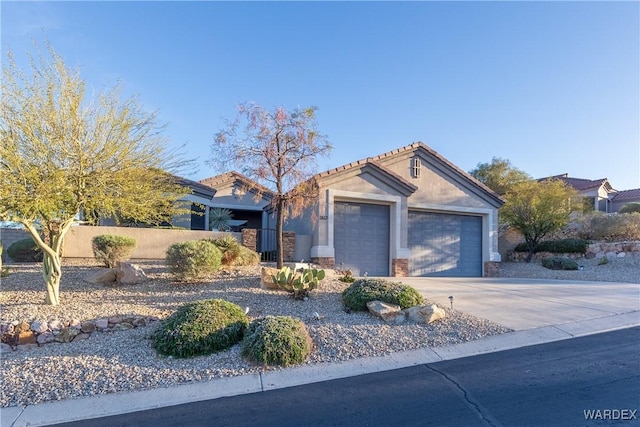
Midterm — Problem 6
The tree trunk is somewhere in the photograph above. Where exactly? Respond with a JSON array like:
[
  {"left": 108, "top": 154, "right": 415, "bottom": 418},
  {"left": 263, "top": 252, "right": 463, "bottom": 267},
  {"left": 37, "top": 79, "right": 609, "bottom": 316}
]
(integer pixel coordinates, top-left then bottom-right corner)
[
  {"left": 275, "top": 198, "right": 285, "bottom": 269},
  {"left": 42, "top": 250, "right": 62, "bottom": 305}
]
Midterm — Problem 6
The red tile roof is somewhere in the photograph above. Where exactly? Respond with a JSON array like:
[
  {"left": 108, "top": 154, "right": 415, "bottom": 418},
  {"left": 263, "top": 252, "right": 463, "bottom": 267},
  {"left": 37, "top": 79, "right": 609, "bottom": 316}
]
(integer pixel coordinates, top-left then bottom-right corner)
[{"left": 540, "top": 174, "right": 612, "bottom": 191}]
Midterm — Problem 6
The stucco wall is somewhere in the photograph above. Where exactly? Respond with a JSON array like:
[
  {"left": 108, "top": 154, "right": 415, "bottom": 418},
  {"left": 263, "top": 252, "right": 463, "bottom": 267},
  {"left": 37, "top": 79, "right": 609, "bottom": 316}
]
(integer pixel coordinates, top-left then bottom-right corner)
[{"left": 62, "top": 226, "right": 239, "bottom": 259}]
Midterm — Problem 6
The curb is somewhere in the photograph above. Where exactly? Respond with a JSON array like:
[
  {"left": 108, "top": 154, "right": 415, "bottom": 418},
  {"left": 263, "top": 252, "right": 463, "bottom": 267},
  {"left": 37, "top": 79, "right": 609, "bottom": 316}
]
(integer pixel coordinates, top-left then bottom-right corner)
[{"left": 3, "top": 311, "right": 638, "bottom": 427}]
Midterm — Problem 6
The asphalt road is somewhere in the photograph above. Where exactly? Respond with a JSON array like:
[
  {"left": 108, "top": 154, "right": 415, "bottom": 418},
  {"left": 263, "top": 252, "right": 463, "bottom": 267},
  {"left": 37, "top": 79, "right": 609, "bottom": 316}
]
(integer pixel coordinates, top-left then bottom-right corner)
[{"left": 54, "top": 327, "right": 640, "bottom": 427}]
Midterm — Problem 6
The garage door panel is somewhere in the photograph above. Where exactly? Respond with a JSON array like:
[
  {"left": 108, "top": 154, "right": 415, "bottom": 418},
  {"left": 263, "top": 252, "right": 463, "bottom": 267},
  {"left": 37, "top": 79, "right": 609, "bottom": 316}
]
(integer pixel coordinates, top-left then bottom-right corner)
[
  {"left": 334, "top": 202, "right": 389, "bottom": 276},
  {"left": 408, "top": 211, "right": 482, "bottom": 277}
]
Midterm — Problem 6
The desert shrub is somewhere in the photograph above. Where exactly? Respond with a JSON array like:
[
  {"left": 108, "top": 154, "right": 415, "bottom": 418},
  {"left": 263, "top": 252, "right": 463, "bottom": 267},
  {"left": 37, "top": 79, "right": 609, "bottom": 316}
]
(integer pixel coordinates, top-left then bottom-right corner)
[
  {"left": 152, "top": 299, "right": 249, "bottom": 358},
  {"left": 205, "top": 236, "right": 260, "bottom": 266},
  {"left": 541, "top": 257, "right": 579, "bottom": 270},
  {"left": 166, "top": 240, "right": 222, "bottom": 281},
  {"left": 598, "top": 256, "right": 609, "bottom": 265},
  {"left": 619, "top": 203, "right": 640, "bottom": 214},
  {"left": 342, "top": 278, "right": 424, "bottom": 311},
  {"left": 514, "top": 238, "right": 588, "bottom": 254},
  {"left": 578, "top": 212, "right": 640, "bottom": 241},
  {"left": 6, "top": 238, "right": 43, "bottom": 262},
  {"left": 92, "top": 234, "right": 137, "bottom": 268},
  {"left": 241, "top": 316, "right": 312, "bottom": 367}
]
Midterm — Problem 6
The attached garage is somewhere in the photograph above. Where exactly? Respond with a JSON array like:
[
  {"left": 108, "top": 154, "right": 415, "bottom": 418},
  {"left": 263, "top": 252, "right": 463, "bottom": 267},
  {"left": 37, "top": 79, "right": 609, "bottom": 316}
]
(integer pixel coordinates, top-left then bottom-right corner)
[
  {"left": 408, "top": 211, "right": 482, "bottom": 277},
  {"left": 334, "top": 202, "right": 390, "bottom": 276}
]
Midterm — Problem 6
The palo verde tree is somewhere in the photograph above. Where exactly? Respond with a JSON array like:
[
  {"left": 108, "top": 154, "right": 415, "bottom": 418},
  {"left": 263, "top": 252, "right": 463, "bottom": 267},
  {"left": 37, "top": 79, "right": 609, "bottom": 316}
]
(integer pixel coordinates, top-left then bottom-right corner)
[
  {"left": 1, "top": 45, "right": 191, "bottom": 305},
  {"left": 211, "top": 102, "right": 332, "bottom": 268},
  {"left": 500, "top": 179, "right": 577, "bottom": 262},
  {"left": 469, "top": 157, "right": 531, "bottom": 196}
]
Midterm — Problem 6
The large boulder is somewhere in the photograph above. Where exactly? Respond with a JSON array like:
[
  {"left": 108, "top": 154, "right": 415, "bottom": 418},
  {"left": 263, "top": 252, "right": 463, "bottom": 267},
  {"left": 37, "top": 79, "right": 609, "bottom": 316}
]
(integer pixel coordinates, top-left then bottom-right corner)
[
  {"left": 403, "top": 304, "right": 447, "bottom": 324},
  {"left": 115, "top": 261, "right": 148, "bottom": 285},
  {"left": 366, "top": 300, "right": 405, "bottom": 324},
  {"left": 260, "top": 267, "right": 282, "bottom": 290},
  {"left": 84, "top": 268, "right": 117, "bottom": 286}
]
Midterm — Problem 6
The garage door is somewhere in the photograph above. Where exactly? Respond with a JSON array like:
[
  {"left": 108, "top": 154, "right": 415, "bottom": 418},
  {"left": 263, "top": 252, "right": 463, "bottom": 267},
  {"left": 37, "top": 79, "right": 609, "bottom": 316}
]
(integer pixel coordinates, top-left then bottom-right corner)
[
  {"left": 334, "top": 202, "right": 390, "bottom": 276},
  {"left": 408, "top": 211, "right": 482, "bottom": 277}
]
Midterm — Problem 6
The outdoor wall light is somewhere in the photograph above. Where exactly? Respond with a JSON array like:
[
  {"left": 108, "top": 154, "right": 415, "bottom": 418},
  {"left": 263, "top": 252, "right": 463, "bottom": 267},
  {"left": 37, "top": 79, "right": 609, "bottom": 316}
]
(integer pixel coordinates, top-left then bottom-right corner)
[{"left": 448, "top": 295, "right": 454, "bottom": 309}]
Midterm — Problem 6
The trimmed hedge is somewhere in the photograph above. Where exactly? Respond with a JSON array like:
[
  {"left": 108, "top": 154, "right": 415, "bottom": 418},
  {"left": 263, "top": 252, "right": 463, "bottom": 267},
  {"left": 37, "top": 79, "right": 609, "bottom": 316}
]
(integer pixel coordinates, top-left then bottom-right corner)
[
  {"left": 166, "top": 240, "right": 222, "bottom": 281},
  {"left": 92, "top": 234, "right": 137, "bottom": 268},
  {"left": 342, "top": 278, "right": 424, "bottom": 311},
  {"left": 619, "top": 203, "right": 640, "bottom": 214},
  {"left": 514, "top": 239, "right": 588, "bottom": 254},
  {"left": 6, "top": 238, "right": 43, "bottom": 262},
  {"left": 151, "top": 299, "right": 249, "bottom": 358},
  {"left": 241, "top": 316, "right": 313, "bottom": 367},
  {"left": 541, "top": 257, "right": 579, "bottom": 270}
]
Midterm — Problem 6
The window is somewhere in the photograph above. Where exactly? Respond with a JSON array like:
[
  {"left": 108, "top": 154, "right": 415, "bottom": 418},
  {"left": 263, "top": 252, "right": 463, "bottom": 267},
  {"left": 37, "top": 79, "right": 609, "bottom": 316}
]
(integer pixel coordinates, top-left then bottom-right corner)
[{"left": 411, "top": 157, "right": 421, "bottom": 178}]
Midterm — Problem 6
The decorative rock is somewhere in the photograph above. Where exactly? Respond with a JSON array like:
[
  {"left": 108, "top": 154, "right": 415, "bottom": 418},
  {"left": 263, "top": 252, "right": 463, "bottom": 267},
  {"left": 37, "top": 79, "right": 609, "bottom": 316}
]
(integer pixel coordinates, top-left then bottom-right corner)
[
  {"left": 108, "top": 316, "right": 124, "bottom": 325},
  {"left": 55, "top": 328, "right": 79, "bottom": 343},
  {"left": 617, "top": 252, "right": 626, "bottom": 258},
  {"left": 0, "top": 323, "right": 13, "bottom": 334},
  {"left": 48, "top": 319, "right": 62, "bottom": 331},
  {"left": 17, "top": 343, "right": 38, "bottom": 351},
  {"left": 30, "top": 320, "right": 48, "bottom": 334},
  {"left": 132, "top": 317, "right": 147, "bottom": 327},
  {"left": 84, "top": 268, "right": 117, "bottom": 286},
  {"left": 366, "top": 301, "right": 405, "bottom": 324},
  {"left": 80, "top": 321, "right": 96, "bottom": 333},
  {"left": 404, "top": 304, "right": 447, "bottom": 324},
  {"left": 69, "top": 319, "right": 81, "bottom": 329},
  {"left": 16, "top": 321, "right": 31, "bottom": 333},
  {"left": 73, "top": 333, "right": 91, "bottom": 341},
  {"left": 260, "top": 267, "right": 281, "bottom": 290},
  {"left": 36, "top": 332, "right": 55, "bottom": 344},
  {"left": 114, "top": 323, "right": 134, "bottom": 331},
  {"left": 17, "top": 331, "right": 37, "bottom": 345},
  {"left": 115, "top": 261, "right": 148, "bottom": 285},
  {"left": 95, "top": 318, "right": 109, "bottom": 329},
  {"left": 606, "top": 251, "right": 617, "bottom": 259},
  {"left": 585, "top": 252, "right": 596, "bottom": 259}
]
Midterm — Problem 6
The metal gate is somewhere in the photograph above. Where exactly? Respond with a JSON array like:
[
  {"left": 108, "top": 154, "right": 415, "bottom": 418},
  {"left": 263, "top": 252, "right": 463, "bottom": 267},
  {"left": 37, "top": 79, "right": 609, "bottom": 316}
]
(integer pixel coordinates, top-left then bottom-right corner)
[{"left": 257, "top": 228, "right": 277, "bottom": 262}]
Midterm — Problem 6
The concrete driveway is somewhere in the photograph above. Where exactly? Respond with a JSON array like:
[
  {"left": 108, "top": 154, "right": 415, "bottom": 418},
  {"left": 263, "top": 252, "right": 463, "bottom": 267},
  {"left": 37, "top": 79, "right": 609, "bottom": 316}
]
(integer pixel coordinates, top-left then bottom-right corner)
[{"left": 399, "top": 277, "right": 640, "bottom": 330}]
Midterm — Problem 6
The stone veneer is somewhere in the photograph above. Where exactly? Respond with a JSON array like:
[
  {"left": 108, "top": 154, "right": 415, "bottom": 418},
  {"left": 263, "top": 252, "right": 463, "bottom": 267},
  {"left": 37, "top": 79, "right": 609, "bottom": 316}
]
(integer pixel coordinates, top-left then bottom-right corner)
[
  {"left": 241, "top": 228, "right": 257, "bottom": 252},
  {"left": 391, "top": 259, "right": 409, "bottom": 277},
  {"left": 311, "top": 257, "right": 335, "bottom": 269},
  {"left": 484, "top": 261, "right": 500, "bottom": 277}
]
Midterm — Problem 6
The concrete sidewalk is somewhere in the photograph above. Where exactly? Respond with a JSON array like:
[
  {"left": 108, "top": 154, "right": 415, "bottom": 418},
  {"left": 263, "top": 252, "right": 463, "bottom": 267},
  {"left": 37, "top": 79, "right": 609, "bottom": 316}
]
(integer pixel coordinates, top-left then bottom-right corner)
[{"left": 2, "top": 278, "right": 639, "bottom": 427}]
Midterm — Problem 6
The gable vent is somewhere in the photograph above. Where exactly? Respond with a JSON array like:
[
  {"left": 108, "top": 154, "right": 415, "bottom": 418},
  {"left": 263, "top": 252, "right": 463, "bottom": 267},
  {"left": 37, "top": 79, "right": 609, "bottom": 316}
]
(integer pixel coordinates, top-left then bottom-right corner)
[{"left": 411, "top": 157, "right": 421, "bottom": 178}]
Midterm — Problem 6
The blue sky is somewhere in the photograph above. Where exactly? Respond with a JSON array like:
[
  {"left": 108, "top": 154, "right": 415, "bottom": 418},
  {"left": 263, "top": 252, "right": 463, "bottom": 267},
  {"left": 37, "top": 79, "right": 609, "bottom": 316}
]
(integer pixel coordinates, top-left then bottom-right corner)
[{"left": 2, "top": 1, "right": 639, "bottom": 190}]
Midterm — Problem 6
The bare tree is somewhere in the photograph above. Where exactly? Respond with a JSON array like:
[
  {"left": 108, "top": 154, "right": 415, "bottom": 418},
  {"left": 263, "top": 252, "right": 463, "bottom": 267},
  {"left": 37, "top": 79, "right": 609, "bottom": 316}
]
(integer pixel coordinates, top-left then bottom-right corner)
[
  {"left": 211, "top": 102, "right": 332, "bottom": 267},
  {"left": 1, "top": 44, "right": 192, "bottom": 305}
]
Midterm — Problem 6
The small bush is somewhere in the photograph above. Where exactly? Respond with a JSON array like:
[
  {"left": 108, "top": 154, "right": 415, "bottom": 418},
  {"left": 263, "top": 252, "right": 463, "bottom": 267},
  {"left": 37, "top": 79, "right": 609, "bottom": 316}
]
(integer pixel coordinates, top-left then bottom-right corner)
[
  {"left": 166, "top": 240, "right": 222, "bottom": 281},
  {"left": 241, "top": 316, "right": 312, "bottom": 367},
  {"left": 578, "top": 212, "right": 640, "bottom": 241},
  {"left": 92, "top": 235, "right": 137, "bottom": 268},
  {"left": 619, "top": 203, "right": 640, "bottom": 214},
  {"left": 514, "top": 239, "right": 588, "bottom": 254},
  {"left": 6, "top": 238, "right": 43, "bottom": 262},
  {"left": 152, "top": 299, "right": 249, "bottom": 358},
  {"left": 541, "top": 257, "right": 579, "bottom": 270},
  {"left": 598, "top": 256, "right": 609, "bottom": 265},
  {"left": 205, "top": 236, "right": 260, "bottom": 266},
  {"left": 342, "top": 278, "right": 424, "bottom": 311}
]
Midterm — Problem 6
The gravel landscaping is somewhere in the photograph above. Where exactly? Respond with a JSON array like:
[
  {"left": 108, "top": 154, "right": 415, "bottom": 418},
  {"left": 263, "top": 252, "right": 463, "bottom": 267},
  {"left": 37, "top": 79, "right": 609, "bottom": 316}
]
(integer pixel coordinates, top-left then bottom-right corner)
[{"left": 1, "top": 256, "right": 637, "bottom": 408}]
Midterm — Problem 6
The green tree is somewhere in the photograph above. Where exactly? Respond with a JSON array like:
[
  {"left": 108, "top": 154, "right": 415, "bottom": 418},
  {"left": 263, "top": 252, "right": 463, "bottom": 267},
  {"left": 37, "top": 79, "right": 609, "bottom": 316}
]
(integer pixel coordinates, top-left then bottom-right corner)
[
  {"left": 501, "top": 179, "right": 577, "bottom": 262},
  {"left": 211, "top": 102, "right": 332, "bottom": 268},
  {"left": 469, "top": 157, "right": 531, "bottom": 195},
  {"left": 1, "top": 45, "right": 191, "bottom": 305}
]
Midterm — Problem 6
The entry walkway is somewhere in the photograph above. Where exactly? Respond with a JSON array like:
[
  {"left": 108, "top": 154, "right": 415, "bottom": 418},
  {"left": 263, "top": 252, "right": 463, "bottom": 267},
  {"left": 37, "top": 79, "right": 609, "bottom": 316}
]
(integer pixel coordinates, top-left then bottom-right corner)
[{"left": 3, "top": 278, "right": 639, "bottom": 427}]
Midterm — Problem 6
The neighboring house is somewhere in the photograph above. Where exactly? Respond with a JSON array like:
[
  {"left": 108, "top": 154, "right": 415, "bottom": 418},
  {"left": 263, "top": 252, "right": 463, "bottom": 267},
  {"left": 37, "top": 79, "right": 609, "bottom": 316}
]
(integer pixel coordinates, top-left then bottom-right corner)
[
  {"left": 539, "top": 173, "right": 640, "bottom": 213},
  {"left": 611, "top": 188, "right": 640, "bottom": 213},
  {"left": 540, "top": 174, "right": 616, "bottom": 213},
  {"left": 285, "top": 142, "right": 505, "bottom": 277},
  {"left": 176, "top": 172, "right": 274, "bottom": 231}
]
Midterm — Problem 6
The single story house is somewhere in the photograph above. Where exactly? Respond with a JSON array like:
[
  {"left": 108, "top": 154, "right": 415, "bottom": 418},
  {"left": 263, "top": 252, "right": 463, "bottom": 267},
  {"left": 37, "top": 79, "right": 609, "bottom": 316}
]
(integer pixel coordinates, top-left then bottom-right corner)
[{"left": 284, "top": 142, "right": 505, "bottom": 277}]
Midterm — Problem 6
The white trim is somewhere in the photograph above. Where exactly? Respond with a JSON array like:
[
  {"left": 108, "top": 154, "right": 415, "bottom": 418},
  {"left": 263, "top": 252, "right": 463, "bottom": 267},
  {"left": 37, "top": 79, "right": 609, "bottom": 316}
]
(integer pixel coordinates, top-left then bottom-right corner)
[{"left": 310, "top": 245, "right": 335, "bottom": 258}]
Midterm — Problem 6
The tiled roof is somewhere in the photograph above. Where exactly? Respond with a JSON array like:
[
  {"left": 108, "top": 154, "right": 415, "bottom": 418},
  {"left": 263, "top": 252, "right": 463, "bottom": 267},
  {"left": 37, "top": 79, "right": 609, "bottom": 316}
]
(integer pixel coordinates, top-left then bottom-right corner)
[
  {"left": 172, "top": 176, "right": 216, "bottom": 197},
  {"left": 314, "top": 142, "right": 504, "bottom": 205},
  {"left": 199, "top": 171, "right": 274, "bottom": 198},
  {"left": 540, "top": 174, "right": 611, "bottom": 191},
  {"left": 612, "top": 188, "right": 640, "bottom": 201}
]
